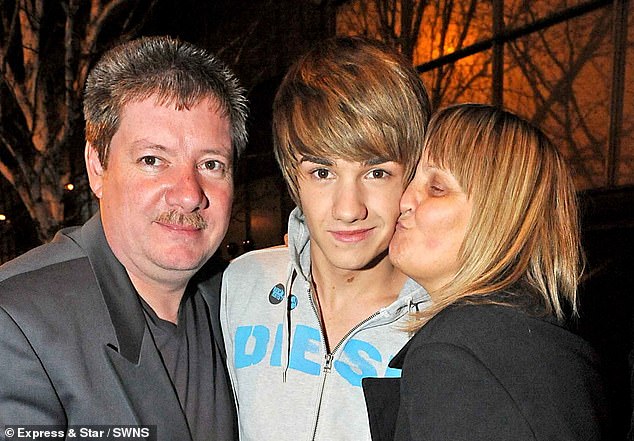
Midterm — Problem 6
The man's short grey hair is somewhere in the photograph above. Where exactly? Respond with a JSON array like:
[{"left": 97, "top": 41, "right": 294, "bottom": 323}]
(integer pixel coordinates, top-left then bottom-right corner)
[{"left": 84, "top": 36, "right": 248, "bottom": 168}]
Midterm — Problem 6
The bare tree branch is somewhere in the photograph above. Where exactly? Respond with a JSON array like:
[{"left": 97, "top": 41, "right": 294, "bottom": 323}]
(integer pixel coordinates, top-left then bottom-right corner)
[{"left": 0, "top": 0, "right": 156, "bottom": 241}]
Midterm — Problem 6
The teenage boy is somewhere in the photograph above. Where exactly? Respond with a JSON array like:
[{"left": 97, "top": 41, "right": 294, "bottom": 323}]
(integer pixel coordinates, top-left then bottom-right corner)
[{"left": 221, "top": 37, "right": 431, "bottom": 441}]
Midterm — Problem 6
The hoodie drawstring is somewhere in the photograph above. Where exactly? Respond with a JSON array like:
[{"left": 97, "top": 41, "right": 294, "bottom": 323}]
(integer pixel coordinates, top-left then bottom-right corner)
[{"left": 282, "top": 268, "right": 298, "bottom": 382}]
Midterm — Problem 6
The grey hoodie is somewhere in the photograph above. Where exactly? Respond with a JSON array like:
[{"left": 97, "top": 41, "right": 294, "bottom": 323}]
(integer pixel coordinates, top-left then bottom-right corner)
[{"left": 220, "top": 208, "right": 429, "bottom": 441}]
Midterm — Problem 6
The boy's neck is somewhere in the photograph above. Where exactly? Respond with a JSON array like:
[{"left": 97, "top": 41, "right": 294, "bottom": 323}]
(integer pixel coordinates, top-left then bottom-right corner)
[
  {"left": 310, "top": 254, "right": 406, "bottom": 307},
  {"left": 309, "top": 250, "right": 408, "bottom": 351}
]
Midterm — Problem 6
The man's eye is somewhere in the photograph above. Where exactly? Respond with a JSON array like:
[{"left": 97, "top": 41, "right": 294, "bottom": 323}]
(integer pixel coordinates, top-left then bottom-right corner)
[
  {"left": 202, "top": 160, "right": 222, "bottom": 171},
  {"left": 140, "top": 156, "right": 160, "bottom": 166}
]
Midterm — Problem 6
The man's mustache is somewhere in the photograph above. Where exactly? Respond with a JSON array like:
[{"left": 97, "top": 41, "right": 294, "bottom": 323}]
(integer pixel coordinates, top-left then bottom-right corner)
[{"left": 155, "top": 210, "right": 208, "bottom": 230}]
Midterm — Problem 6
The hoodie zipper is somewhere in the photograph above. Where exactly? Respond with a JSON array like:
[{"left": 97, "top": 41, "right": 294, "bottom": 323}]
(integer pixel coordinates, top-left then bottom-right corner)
[{"left": 308, "top": 286, "right": 382, "bottom": 440}]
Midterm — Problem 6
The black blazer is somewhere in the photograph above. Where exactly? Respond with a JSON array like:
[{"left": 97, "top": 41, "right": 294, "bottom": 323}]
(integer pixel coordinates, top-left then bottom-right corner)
[
  {"left": 363, "top": 288, "right": 611, "bottom": 441},
  {"left": 0, "top": 215, "right": 237, "bottom": 440}
]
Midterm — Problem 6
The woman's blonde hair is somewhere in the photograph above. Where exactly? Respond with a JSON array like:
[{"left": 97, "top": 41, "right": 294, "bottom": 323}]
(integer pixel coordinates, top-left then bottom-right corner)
[
  {"left": 273, "top": 37, "right": 431, "bottom": 206},
  {"left": 411, "top": 103, "right": 582, "bottom": 331}
]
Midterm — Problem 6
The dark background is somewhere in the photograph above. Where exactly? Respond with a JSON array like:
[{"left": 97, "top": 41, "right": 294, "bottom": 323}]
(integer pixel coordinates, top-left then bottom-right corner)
[{"left": 0, "top": 0, "right": 632, "bottom": 436}]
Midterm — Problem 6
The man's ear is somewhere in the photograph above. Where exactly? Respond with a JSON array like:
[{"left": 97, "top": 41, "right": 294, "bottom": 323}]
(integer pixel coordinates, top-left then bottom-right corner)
[{"left": 85, "top": 142, "right": 104, "bottom": 199}]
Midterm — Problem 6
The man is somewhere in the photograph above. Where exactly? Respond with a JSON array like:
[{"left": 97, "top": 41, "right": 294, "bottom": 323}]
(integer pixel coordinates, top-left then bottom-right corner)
[
  {"left": 0, "top": 36, "right": 247, "bottom": 441},
  {"left": 220, "top": 37, "right": 431, "bottom": 441}
]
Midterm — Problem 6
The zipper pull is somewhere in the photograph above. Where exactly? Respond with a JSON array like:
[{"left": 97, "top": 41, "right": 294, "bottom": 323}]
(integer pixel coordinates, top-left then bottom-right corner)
[{"left": 324, "top": 353, "right": 333, "bottom": 373}]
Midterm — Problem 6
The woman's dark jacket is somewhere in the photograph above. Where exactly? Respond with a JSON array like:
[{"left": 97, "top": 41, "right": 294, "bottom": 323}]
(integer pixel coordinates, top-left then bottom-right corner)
[{"left": 363, "top": 286, "right": 611, "bottom": 441}]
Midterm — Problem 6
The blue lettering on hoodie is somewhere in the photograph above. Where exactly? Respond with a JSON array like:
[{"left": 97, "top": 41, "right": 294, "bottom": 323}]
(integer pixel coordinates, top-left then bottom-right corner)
[
  {"left": 289, "top": 325, "right": 321, "bottom": 375},
  {"left": 269, "top": 324, "right": 283, "bottom": 367},
  {"left": 334, "top": 339, "right": 380, "bottom": 386},
  {"left": 234, "top": 325, "right": 270, "bottom": 368},
  {"left": 233, "top": 324, "right": 400, "bottom": 386}
]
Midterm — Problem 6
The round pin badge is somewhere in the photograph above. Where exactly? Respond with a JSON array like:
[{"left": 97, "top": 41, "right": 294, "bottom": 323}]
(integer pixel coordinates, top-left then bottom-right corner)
[
  {"left": 289, "top": 294, "right": 298, "bottom": 310},
  {"left": 269, "top": 283, "right": 285, "bottom": 305}
]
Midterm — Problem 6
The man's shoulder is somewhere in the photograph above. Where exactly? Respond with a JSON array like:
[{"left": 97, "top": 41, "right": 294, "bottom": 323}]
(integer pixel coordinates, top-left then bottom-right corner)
[
  {"left": 0, "top": 255, "right": 96, "bottom": 329},
  {"left": 0, "top": 226, "right": 85, "bottom": 284}
]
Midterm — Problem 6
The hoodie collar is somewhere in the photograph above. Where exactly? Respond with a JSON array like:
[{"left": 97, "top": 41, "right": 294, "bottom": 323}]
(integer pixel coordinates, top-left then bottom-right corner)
[{"left": 286, "top": 207, "right": 312, "bottom": 282}]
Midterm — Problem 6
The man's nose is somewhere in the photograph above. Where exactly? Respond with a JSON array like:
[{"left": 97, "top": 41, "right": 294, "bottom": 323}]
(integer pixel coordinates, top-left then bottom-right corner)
[{"left": 164, "top": 167, "right": 209, "bottom": 212}]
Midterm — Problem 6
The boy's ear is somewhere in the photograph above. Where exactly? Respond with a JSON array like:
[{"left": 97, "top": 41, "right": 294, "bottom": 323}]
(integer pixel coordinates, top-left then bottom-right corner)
[{"left": 85, "top": 142, "right": 104, "bottom": 199}]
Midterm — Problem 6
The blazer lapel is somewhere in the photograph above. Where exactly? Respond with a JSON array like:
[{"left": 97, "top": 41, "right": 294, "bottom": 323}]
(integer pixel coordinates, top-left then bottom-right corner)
[
  {"left": 74, "top": 215, "right": 192, "bottom": 440},
  {"left": 104, "top": 330, "right": 192, "bottom": 440},
  {"left": 193, "top": 256, "right": 228, "bottom": 359}
]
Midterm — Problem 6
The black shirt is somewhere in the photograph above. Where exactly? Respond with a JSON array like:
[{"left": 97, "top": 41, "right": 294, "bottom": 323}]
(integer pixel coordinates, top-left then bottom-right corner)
[{"left": 140, "top": 288, "right": 215, "bottom": 441}]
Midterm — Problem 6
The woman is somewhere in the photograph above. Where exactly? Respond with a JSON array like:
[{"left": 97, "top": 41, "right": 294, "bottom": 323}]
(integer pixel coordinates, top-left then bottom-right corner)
[{"left": 363, "top": 104, "right": 611, "bottom": 440}]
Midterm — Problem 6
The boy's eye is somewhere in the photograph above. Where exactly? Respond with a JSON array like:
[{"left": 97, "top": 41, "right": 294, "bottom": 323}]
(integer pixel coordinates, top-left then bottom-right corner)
[
  {"left": 367, "top": 168, "right": 390, "bottom": 179},
  {"left": 370, "top": 169, "right": 386, "bottom": 179},
  {"left": 312, "top": 169, "right": 331, "bottom": 179}
]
